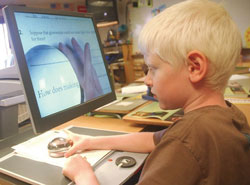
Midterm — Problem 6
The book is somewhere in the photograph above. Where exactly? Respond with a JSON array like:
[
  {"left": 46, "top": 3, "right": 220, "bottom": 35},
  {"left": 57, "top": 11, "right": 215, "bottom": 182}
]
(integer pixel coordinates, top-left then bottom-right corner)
[
  {"left": 224, "top": 81, "right": 249, "bottom": 98},
  {"left": 94, "top": 95, "right": 147, "bottom": 114},
  {"left": 234, "top": 66, "right": 250, "bottom": 74},
  {"left": 224, "top": 97, "right": 250, "bottom": 104},
  {"left": 123, "top": 101, "right": 184, "bottom": 126},
  {"left": 121, "top": 84, "right": 148, "bottom": 94}
]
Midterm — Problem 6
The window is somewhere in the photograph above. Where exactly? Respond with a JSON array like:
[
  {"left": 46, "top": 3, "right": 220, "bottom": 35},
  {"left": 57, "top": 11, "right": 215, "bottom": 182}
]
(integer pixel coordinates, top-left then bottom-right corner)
[{"left": 0, "top": 23, "right": 12, "bottom": 69}]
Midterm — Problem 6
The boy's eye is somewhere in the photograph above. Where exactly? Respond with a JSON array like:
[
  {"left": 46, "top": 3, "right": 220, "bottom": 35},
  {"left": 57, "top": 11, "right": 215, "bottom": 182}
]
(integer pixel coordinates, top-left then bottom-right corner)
[
  {"left": 148, "top": 66, "right": 155, "bottom": 70},
  {"left": 148, "top": 67, "right": 156, "bottom": 75}
]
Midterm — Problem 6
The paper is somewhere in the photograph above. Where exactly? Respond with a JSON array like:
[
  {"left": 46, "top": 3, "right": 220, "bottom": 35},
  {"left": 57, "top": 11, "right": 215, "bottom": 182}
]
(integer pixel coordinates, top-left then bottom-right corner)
[
  {"left": 228, "top": 74, "right": 250, "bottom": 95},
  {"left": 126, "top": 101, "right": 183, "bottom": 121},
  {"left": 116, "top": 101, "right": 134, "bottom": 106},
  {"left": 229, "top": 74, "right": 250, "bottom": 81},
  {"left": 12, "top": 130, "right": 111, "bottom": 168},
  {"left": 225, "top": 97, "right": 250, "bottom": 104},
  {"left": 224, "top": 81, "right": 249, "bottom": 98},
  {"left": 121, "top": 85, "right": 147, "bottom": 94},
  {"left": 95, "top": 99, "right": 121, "bottom": 110}
]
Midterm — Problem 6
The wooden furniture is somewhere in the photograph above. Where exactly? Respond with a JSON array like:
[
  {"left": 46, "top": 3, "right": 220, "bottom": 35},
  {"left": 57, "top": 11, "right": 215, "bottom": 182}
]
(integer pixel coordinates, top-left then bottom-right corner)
[
  {"left": 122, "top": 44, "right": 145, "bottom": 84},
  {"left": 54, "top": 115, "right": 146, "bottom": 132},
  {"left": 0, "top": 98, "right": 249, "bottom": 184},
  {"left": 132, "top": 55, "right": 146, "bottom": 80},
  {"left": 105, "top": 44, "right": 145, "bottom": 86},
  {"left": 0, "top": 116, "right": 148, "bottom": 185},
  {"left": 122, "top": 44, "right": 135, "bottom": 84}
]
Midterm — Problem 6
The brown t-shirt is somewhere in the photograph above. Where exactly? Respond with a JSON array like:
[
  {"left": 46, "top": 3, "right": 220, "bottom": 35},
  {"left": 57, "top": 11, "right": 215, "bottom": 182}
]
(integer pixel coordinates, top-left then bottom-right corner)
[{"left": 138, "top": 102, "right": 250, "bottom": 185}]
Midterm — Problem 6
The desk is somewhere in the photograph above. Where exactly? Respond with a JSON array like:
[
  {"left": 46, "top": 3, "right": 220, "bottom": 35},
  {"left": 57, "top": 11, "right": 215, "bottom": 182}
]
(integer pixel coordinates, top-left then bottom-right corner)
[
  {"left": 0, "top": 100, "right": 249, "bottom": 184},
  {"left": 54, "top": 116, "right": 146, "bottom": 132},
  {"left": 59, "top": 103, "right": 250, "bottom": 128},
  {"left": 0, "top": 116, "right": 149, "bottom": 185}
]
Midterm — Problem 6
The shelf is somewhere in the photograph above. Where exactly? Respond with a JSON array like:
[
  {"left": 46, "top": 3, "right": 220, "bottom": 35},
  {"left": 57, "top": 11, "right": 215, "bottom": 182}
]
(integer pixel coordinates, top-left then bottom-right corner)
[{"left": 104, "top": 51, "right": 120, "bottom": 55}]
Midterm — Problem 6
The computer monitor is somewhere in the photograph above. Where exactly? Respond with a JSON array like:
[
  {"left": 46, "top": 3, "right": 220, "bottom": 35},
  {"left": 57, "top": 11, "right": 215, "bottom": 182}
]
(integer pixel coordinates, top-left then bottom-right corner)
[{"left": 3, "top": 5, "right": 116, "bottom": 134}]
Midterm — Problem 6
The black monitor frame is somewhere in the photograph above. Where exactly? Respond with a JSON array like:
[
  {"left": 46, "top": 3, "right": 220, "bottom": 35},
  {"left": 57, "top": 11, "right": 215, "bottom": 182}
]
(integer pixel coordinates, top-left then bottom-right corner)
[{"left": 3, "top": 5, "right": 116, "bottom": 134}]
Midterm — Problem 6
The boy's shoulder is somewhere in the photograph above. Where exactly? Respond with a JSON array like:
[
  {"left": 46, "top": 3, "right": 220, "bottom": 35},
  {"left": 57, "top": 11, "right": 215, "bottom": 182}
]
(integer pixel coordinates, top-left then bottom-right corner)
[
  {"left": 164, "top": 103, "right": 248, "bottom": 142},
  {"left": 154, "top": 103, "right": 250, "bottom": 185}
]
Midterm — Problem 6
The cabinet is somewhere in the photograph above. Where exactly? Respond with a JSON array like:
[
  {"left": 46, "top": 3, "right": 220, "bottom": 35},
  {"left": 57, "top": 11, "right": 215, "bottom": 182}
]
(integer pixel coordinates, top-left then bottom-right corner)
[
  {"left": 103, "top": 45, "right": 125, "bottom": 88},
  {"left": 122, "top": 44, "right": 145, "bottom": 84},
  {"left": 133, "top": 55, "right": 146, "bottom": 79},
  {"left": 121, "top": 44, "right": 135, "bottom": 84},
  {"left": 103, "top": 44, "right": 145, "bottom": 88}
]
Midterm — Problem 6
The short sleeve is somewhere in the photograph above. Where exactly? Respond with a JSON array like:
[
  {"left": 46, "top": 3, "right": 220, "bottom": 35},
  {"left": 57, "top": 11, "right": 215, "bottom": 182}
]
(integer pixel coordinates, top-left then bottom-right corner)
[
  {"left": 138, "top": 137, "right": 202, "bottom": 185},
  {"left": 153, "top": 129, "right": 167, "bottom": 145}
]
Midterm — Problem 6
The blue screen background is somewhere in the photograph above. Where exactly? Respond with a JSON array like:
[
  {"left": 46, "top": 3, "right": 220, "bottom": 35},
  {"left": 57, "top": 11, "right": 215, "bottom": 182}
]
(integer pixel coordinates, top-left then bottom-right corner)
[{"left": 14, "top": 12, "right": 112, "bottom": 117}]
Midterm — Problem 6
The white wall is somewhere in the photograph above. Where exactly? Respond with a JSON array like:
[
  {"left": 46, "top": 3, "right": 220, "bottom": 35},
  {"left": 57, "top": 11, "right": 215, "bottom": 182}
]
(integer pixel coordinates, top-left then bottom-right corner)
[{"left": 129, "top": 0, "right": 250, "bottom": 54}]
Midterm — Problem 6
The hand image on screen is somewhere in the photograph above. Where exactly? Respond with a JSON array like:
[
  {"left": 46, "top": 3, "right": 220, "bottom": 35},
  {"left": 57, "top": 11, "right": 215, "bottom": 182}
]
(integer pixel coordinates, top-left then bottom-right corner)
[{"left": 59, "top": 38, "right": 103, "bottom": 102}]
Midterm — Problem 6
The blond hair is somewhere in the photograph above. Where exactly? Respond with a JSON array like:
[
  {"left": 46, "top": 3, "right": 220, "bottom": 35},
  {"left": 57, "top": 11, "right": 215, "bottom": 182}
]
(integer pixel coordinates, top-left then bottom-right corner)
[{"left": 138, "top": 0, "right": 242, "bottom": 91}]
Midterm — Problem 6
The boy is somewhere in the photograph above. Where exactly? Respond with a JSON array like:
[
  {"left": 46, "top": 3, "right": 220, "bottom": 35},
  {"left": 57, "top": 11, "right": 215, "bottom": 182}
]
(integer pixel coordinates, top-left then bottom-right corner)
[{"left": 62, "top": 0, "right": 250, "bottom": 184}]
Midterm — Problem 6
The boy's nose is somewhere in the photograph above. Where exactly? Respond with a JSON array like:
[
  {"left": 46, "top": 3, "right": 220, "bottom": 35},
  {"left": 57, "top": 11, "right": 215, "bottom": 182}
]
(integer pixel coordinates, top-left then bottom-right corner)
[{"left": 144, "top": 73, "right": 152, "bottom": 87}]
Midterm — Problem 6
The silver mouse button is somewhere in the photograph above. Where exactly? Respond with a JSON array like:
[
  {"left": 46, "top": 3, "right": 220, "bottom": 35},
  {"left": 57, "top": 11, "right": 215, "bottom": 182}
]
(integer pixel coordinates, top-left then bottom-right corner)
[{"left": 48, "top": 137, "right": 71, "bottom": 158}]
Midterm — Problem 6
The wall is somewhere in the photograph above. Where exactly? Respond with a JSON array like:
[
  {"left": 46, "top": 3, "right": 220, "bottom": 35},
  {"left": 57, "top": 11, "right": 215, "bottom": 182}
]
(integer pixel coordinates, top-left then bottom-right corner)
[
  {"left": 129, "top": 0, "right": 250, "bottom": 54},
  {"left": 0, "top": 0, "right": 127, "bottom": 45},
  {"left": 0, "top": 0, "right": 85, "bottom": 22},
  {"left": 0, "top": 0, "right": 84, "bottom": 6}
]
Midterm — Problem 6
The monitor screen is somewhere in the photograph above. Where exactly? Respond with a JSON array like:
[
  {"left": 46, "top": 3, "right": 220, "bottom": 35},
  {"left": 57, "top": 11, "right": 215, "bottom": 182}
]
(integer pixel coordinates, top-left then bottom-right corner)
[{"left": 3, "top": 5, "right": 116, "bottom": 134}]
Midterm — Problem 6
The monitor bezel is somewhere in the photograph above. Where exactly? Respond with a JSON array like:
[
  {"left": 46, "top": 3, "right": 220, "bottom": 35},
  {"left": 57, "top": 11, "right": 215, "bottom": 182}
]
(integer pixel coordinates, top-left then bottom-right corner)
[{"left": 3, "top": 5, "right": 116, "bottom": 134}]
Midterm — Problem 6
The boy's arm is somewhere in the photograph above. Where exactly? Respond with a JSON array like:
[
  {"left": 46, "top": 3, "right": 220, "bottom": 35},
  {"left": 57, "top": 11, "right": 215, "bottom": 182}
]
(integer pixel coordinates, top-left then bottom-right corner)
[
  {"left": 65, "top": 132, "right": 155, "bottom": 157},
  {"left": 63, "top": 132, "right": 155, "bottom": 184},
  {"left": 90, "top": 132, "right": 155, "bottom": 152}
]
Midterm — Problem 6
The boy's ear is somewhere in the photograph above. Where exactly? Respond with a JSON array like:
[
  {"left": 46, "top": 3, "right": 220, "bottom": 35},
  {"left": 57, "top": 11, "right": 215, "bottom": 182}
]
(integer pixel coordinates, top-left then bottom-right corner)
[{"left": 186, "top": 50, "right": 208, "bottom": 83}]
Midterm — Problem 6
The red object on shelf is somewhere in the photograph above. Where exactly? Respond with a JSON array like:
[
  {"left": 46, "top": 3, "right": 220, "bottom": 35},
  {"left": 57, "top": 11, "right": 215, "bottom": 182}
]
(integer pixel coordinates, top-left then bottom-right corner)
[{"left": 77, "top": 5, "right": 87, "bottom": 13}]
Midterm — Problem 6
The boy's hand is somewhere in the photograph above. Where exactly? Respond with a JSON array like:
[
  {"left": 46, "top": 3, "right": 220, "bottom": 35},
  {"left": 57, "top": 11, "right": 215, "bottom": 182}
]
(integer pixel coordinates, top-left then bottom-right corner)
[
  {"left": 63, "top": 155, "right": 98, "bottom": 185},
  {"left": 59, "top": 38, "right": 103, "bottom": 101},
  {"left": 63, "top": 129, "right": 91, "bottom": 158}
]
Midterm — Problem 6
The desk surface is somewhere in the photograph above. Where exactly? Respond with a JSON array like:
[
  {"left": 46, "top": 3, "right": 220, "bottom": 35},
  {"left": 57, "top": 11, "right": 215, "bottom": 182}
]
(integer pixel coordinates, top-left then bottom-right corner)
[
  {"left": 0, "top": 101, "right": 249, "bottom": 185},
  {"left": 0, "top": 117, "right": 150, "bottom": 185},
  {"left": 54, "top": 115, "right": 147, "bottom": 132},
  {"left": 53, "top": 102, "right": 250, "bottom": 130}
]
